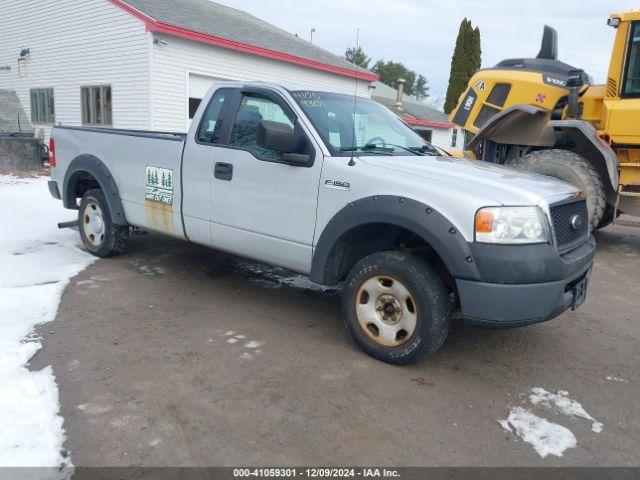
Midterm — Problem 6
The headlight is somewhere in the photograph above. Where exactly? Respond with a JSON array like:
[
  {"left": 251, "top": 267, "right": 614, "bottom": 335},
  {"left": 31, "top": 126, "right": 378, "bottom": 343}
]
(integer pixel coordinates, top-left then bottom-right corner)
[{"left": 475, "top": 207, "right": 550, "bottom": 244}]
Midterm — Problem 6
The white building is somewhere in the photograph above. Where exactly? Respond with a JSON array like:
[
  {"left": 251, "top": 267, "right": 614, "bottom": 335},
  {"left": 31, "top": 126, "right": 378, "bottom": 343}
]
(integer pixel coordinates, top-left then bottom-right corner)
[
  {"left": 371, "top": 81, "right": 465, "bottom": 153},
  {"left": 0, "top": 0, "right": 376, "bottom": 141}
]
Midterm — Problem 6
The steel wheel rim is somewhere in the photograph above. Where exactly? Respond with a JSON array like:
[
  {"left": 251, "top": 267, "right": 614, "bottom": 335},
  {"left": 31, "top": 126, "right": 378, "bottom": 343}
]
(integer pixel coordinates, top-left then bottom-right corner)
[
  {"left": 355, "top": 275, "right": 418, "bottom": 347},
  {"left": 82, "top": 202, "right": 105, "bottom": 247}
]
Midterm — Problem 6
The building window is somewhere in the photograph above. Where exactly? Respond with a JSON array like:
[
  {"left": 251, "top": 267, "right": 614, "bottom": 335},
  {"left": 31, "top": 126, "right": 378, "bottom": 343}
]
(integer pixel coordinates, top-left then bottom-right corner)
[
  {"left": 451, "top": 128, "right": 458, "bottom": 148},
  {"left": 81, "top": 86, "right": 112, "bottom": 125},
  {"left": 189, "top": 98, "right": 203, "bottom": 119},
  {"left": 30, "top": 88, "right": 55, "bottom": 124},
  {"left": 418, "top": 129, "right": 433, "bottom": 143}
]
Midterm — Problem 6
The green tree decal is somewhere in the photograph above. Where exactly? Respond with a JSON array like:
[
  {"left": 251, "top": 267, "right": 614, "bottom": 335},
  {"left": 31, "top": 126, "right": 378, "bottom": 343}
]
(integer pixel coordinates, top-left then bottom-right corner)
[
  {"left": 444, "top": 18, "right": 482, "bottom": 114},
  {"left": 161, "top": 171, "right": 166, "bottom": 188}
]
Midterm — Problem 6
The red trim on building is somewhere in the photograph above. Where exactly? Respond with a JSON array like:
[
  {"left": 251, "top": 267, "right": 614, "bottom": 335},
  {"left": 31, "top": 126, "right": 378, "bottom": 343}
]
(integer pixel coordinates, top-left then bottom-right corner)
[
  {"left": 107, "top": 0, "right": 378, "bottom": 82},
  {"left": 403, "top": 118, "right": 455, "bottom": 129}
]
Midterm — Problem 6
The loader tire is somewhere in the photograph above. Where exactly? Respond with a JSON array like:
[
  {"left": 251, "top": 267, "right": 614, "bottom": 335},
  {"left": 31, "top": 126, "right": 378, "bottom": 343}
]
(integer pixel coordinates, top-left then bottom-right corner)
[{"left": 510, "top": 149, "right": 606, "bottom": 230}]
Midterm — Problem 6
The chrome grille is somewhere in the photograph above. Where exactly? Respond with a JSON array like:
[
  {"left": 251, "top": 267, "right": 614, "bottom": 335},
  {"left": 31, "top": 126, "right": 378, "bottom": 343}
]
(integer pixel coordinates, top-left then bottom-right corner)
[{"left": 550, "top": 200, "right": 589, "bottom": 253}]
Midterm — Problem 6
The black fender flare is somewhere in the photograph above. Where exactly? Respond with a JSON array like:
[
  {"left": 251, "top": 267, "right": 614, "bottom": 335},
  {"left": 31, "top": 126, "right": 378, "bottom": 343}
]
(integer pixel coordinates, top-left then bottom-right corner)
[
  {"left": 309, "top": 196, "right": 481, "bottom": 285},
  {"left": 467, "top": 106, "right": 619, "bottom": 192},
  {"left": 62, "top": 154, "right": 127, "bottom": 225},
  {"left": 467, "top": 105, "right": 556, "bottom": 150},
  {"left": 548, "top": 119, "right": 619, "bottom": 191}
]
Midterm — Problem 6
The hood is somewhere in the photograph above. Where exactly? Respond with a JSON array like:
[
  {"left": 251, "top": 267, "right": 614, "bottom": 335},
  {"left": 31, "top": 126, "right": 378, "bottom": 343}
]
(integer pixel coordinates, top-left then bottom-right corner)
[{"left": 359, "top": 154, "right": 579, "bottom": 205}]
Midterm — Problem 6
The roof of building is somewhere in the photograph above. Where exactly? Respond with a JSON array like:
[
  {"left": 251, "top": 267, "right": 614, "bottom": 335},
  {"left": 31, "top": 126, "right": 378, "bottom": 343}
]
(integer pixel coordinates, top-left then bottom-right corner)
[
  {"left": 371, "top": 81, "right": 454, "bottom": 129},
  {"left": 109, "top": 0, "right": 377, "bottom": 81},
  {"left": 0, "top": 90, "right": 33, "bottom": 135}
]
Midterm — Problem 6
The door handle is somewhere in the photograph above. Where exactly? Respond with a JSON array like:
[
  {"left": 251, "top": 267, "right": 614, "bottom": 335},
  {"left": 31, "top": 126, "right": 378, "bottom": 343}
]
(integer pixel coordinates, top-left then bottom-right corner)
[{"left": 214, "top": 162, "right": 233, "bottom": 181}]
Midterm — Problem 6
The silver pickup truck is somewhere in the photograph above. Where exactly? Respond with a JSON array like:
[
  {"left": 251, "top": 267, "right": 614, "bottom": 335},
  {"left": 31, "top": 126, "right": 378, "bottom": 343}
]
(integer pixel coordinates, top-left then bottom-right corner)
[{"left": 48, "top": 82, "right": 595, "bottom": 364}]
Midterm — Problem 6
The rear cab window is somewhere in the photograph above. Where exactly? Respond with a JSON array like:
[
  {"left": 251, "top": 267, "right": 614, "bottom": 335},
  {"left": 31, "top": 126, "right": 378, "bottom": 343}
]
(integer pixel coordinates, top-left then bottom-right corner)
[{"left": 197, "top": 89, "right": 231, "bottom": 144}]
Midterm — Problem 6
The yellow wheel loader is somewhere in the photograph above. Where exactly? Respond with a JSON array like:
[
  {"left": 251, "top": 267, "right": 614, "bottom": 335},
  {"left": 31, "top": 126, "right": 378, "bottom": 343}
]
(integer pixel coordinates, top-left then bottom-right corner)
[{"left": 449, "top": 10, "right": 640, "bottom": 230}]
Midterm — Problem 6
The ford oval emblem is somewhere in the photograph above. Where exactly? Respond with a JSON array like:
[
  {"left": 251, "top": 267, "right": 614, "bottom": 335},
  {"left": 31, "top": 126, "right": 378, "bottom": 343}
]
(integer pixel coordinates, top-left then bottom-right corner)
[{"left": 570, "top": 214, "right": 583, "bottom": 230}]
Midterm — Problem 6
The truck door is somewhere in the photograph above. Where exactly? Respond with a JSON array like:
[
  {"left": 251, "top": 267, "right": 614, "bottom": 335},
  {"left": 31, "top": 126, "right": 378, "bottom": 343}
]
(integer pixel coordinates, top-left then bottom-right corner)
[
  {"left": 181, "top": 88, "right": 233, "bottom": 245},
  {"left": 210, "top": 88, "right": 323, "bottom": 273}
]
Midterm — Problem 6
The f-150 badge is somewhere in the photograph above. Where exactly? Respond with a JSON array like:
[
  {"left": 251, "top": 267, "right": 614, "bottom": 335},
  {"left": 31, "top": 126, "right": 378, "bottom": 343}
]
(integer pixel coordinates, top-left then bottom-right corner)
[
  {"left": 324, "top": 179, "right": 350, "bottom": 191},
  {"left": 145, "top": 166, "right": 173, "bottom": 205}
]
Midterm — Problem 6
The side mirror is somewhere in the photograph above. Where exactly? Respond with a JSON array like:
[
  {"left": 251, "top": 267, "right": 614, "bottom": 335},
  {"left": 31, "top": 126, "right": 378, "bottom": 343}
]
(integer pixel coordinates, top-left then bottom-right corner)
[
  {"left": 257, "top": 120, "right": 295, "bottom": 153},
  {"left": 257, "top": 120, "right": 310, "bottom": 165}
]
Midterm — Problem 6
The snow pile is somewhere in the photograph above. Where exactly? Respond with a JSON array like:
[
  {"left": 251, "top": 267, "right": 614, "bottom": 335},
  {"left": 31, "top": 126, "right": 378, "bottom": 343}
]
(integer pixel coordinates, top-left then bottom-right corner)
[
  {"left": 500, "top": 386, "right": 604, "bottom": 458},
  {"left": 530, "top": 387, "right": 603, "bottom": 433},
  {"left": 501, "top": 407, "right": 577, "bottom": 458},
  {"left": 0, "top": 175, "right": 96, "bottom": 467}
]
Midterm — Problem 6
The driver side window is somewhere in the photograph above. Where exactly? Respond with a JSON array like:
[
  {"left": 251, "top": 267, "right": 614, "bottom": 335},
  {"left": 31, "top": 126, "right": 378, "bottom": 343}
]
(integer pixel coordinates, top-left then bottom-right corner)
[{"left": 230, "top": 94, "right": 294, "bottom": 160}]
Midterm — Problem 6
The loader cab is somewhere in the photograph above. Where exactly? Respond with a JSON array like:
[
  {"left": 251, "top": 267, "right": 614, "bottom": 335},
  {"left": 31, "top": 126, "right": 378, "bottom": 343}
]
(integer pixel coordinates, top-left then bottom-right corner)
[
  {"left": 621, "top": 21, "right": 640, "bottom": 98},
  {"left": 603, "top": 12, "right": 640, "bottom": 145}
]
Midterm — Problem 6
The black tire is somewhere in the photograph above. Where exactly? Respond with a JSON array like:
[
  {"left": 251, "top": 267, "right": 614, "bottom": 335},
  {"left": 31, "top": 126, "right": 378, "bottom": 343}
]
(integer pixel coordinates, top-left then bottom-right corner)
[
  {"left": 78, "top": 189, "right": 129, "bottom": 257},
  {"left": 509, "top": 149, "right": 606, "bottom": 230},
  {"left": 342, "top": 251, "right": 451, "bottom": 365},
  {"left": 595, "top": 203, "right": 620, "bottom": 230}
]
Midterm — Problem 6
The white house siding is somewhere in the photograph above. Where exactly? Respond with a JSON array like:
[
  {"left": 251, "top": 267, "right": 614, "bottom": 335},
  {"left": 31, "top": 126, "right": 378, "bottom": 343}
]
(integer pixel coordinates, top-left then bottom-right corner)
[
  {"left": 431, "top": 127, "right": 454, "bottom": 151},
  {"left": 0, "top": 0, "right": 150, "bottom": 141},
  {"left": 151, "top": 33, "right": 372, "bottom": 132}
]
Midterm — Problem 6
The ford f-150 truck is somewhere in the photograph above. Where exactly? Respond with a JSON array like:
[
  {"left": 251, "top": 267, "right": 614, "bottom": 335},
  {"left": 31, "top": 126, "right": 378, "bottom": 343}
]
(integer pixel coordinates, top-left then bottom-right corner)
[{"left": 47, "top": 82, "right": 595, "bottom": 364}]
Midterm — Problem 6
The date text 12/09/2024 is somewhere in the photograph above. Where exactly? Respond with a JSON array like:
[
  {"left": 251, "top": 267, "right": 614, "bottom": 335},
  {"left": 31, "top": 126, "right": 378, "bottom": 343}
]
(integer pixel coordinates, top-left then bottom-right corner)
[{"left": 233, "top": 468, "right": 401, "bottom": 478}]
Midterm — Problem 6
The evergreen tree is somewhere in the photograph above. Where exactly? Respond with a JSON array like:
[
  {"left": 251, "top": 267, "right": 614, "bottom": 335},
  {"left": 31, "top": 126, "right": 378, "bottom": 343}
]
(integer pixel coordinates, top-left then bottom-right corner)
[
  {"left": 345, "top": 46, "right": 371, "bottom": 69},
  {"left": 161, "top": 171, "right": 166, "bottom": 188},
  {"left": 444, "top": 18, "right": 482, "bottom": 114},
  {"left": 414, "top": 75, "right": 429, "bottom": 101},
  {"left": 373, "top": 60, "right": 414, "bottom": 96}
]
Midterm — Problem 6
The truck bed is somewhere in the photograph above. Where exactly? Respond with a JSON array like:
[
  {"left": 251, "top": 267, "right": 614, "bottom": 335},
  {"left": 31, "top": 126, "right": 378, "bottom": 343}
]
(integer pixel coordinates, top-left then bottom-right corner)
[{"left": 51, "top": 125, "right": 187, "bottom": 238}]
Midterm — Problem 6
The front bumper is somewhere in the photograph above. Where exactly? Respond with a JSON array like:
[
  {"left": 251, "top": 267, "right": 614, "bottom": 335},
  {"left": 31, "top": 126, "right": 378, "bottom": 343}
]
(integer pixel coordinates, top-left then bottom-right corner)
[{"left": 456, "top": 235, "right": 596, "bottom": 327}]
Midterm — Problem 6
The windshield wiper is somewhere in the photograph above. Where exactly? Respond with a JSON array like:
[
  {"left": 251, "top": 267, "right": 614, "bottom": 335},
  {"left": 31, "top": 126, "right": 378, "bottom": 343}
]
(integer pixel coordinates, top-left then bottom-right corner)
[
  {"left": 342, "top": 143, "right": 438, "bottom": 156},
  {"left": 339, "top": 143, "right": 394, "bottom": 155},
  {"left": 408, "top": 145, "right": 439, "bottom": 156}
]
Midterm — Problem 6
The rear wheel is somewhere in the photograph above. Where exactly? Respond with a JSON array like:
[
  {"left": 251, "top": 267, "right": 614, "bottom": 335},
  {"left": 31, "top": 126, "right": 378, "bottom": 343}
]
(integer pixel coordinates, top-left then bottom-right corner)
[
  {"left": 79, "top": 189, "right": 129, "bottom": 257},
  {"left": 509, "top": 149, "right": 606, "bottom": 230},
  {"left": 342, "top": 251, "right": 451, "bottom": 365}
]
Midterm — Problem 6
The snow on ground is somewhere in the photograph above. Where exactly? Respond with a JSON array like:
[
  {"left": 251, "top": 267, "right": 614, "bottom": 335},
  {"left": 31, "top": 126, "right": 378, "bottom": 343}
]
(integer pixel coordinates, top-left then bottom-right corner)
[
  {"left": 500, "top": 386, "right": 604, "bottom": 458},
  {"left": 500, "top": 407, "right": 577, "bottom": 458},
  {"left": 606, "top": 376, "right": 629, "bottom": 383},
  {"left": 0, "top": 175, "right": 96, "bottom": 467},
  {"left": 529, "top": 387, "right": 603, "bottom": 433}
]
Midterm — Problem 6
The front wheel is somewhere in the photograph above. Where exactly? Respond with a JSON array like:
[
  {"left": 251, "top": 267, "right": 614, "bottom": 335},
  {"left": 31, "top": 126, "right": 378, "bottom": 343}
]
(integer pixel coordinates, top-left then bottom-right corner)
[
  {"left": 78, "top": 189, "right": 129, "bottom": 257},
  {"left": 341, "top": 251, "right": 451, "bottom": 365}
]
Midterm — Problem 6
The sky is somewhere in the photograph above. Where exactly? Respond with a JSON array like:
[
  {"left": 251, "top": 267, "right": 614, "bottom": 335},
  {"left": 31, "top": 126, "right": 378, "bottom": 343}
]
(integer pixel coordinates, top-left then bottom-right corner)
[{"left": 214, "top": 0, "right": 638, "bottom": 108}]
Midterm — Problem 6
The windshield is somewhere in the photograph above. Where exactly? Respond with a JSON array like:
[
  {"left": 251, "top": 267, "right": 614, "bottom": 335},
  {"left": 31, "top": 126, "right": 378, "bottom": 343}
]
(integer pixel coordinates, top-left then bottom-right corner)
[{"left": 291, "top": 91, "right": 436, "bottom": 157}]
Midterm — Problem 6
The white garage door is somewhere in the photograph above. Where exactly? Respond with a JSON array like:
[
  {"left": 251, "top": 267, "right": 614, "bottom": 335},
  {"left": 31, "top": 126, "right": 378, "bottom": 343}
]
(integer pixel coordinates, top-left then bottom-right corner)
[{"left": 188, "top": 73, "right": 229, "bottom": 128}]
